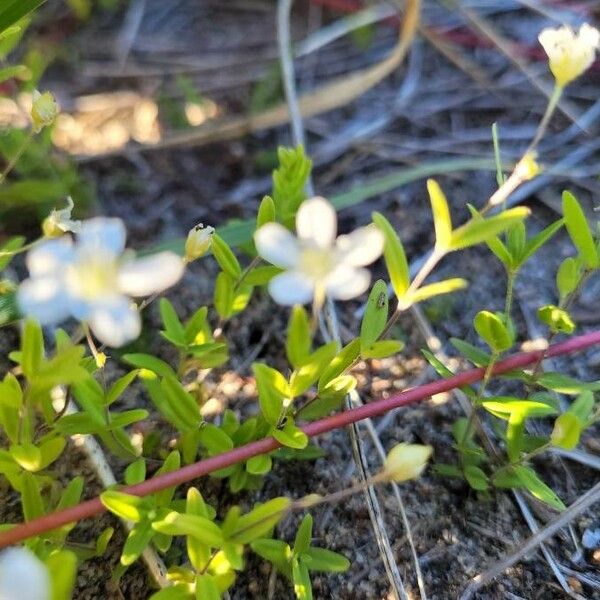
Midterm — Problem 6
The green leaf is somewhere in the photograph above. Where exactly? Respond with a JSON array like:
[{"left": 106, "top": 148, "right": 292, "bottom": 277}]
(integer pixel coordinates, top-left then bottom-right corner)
[
  {"left": 228, "top": 497, "right": 291, "bottom": 544},
  {"left": 195, "top": 574, "right": 220, "bottom": 600},
  {"left": 372, "top": 212, "right": 409, "bottom": 297},
  {"left": 214, "top": 271, "right": 234, "bottom": 319},
  {"left": 160, "top": 298, "right": 186, "bottom": 346},
  {"left": 568, "top": 391, "right": 595, "bottom": 423},
  {"left": 108, "top": 409, "right": 149, "bottom": 430},
  {"left": 122, "top": 520, "right": 155, "bottom": 566},
  {"left": 290, "top": 342, "right": 339, "bottom": 397},
  {"left": 513, "top": 466, "right": 565, "bottom": 510},
  {"left": 160, "top": 376, "right": 201, "bottom": 429},
  {"left": 47, "top": 550, "right": 77, "bottom": 600},
  {"left": 0, "top": 64, "right": 28, "bottom": 83},
  {"left": 450, "top": 338, "right": 491, "bottom": 367},
  {"left": 272, "top": 145, "right": 312, "bottom": 225},
  {"left": 481, "top": 397, "right": 558, "bottom": 420},
  {"left": 293, "top": 514, "right": 312, "bottom": 555},
  {"left": 520, "top": 219, "right": 564, "bottom": 265},
  {"left": 10, "top": 443, "right": 41, "bottom": 471},
  {"left": 0, "top": 236, "right": 25, "bottom": 271},
  {"left": 253, "top": 363, "right": 288, "bottom": 426},
  {"left": 21, "top": 472, "right": 44, "bottom": 521},
  {"left": 427, "top": 179, "right": 452, "bottom": 251},
  {"left": 95, "top": 527, "right": 114, "bottom": 556},
  {"left": 298, "top": 375, "right": 356, "bottom": 420},
  {"left": 153, "top": 450, "right": 181, "bottom": 508},
  {"left": 449, "top": 207, "right": 530, "bottom": 251},
  {"left": 257, "top": 195, "right": 276, "bottom": 228},
  {"left": 123, "top": 353, "right": 176, "bottom": 378},
  {"left": 293, "top": 558, "right": 313, "bottom": 600},
  {"left": 562, "top": 190, "right": 598, "bottom": 268},
  {"left": 464, "top": 466, "right": 489, "bottom": 491},
  {"left": 550, "top": 413, "right": 582, "bottom": 450},
  {"left": 556, "top": 257, "right": 581, "bottom": 302},
  {"left": 360, "top": 339, "right": 404, "bottom": 359},
  {"left": 21, "top": 318, "right": 43, "bottom": 378},
  {"left": 246, "top": 454, "right": 272, "bottom": 475},
  {"left": 318, "top": 339, "right": 360, "bottom": 390},
  {"left": 287, "top": 305, "right": 312, "bottom": 369},
  {"left": 360, "top": 280, "right": 388, "bottom": 349},
  {"left": 0, "top": 0, "right": 45, "bottom": 35},
  {"left": 152, "top": 512, "right": 224, "bottom": 547},
  {"left": 250, "top": 539, "right": 291, "bottom": 576},
  {"left": 474, "top": 310, "right": 513, "bottom": 352},
  {"left": 244, "top": 266, "right": 281, "bottom": 286},
  {"left": 212, "top": 234, "right": 242, "bottom": 278},
  {"left": 124, "top": 459, "right": 146, "bottom": 486},
  {"left": 405, "top": 278, "right": 467, "bottom": 305},
  {"left": 536, "top": 373, "right": 600, "bottom": 395},
  {"left": 36, "top": 435, "right": 66, "bottom": 470},
  {"left": 537, "top": 304, "right": 575, "bottom": 334},
  {"left": 272, "top": 419, "right": 308, "bottom": 449},
  {"left": 199, "top": 424, "right": 234, "bottom": 455},
  {"left": 102, "top": 371, "right": 137, "bottom": 406},
  {"left": 303, "top": 547, "right": 350, "bottom": 573},
  {"left": 100, "top": 490, "right": 148, "bottom": 523}
]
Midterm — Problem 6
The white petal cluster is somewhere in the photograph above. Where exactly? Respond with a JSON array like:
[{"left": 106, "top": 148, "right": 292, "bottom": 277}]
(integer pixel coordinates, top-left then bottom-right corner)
[
  {"left": 0, "top": 547, "right": 50, "bottom": 600},
  {"left": 18, "top": 217, "right": 185, "bottom": 347},
  {"left": 254, "top": 196, "right": 384, "bottom": 305},
  {"left": 539, "top": 23, "right": 600, "bottom": 87}
]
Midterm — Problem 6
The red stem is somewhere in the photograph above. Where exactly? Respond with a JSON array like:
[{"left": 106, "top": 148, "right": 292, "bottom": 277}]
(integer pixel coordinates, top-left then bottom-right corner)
[{"left": 2, "top": 329, "right": 600, "bottom": 548}]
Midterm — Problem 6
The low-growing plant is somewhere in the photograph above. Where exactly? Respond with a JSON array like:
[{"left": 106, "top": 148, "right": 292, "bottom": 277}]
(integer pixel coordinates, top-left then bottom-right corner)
[{"left": 0, "top": 11, "right": 598, "bottom": 600}]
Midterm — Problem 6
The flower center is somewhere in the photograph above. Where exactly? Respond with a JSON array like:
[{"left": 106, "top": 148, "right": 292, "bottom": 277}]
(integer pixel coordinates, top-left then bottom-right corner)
[
  {"left": 299, "top": 247, "right": 333, "bottom": 280},
  {"left": 66, "top": 254, "right": 118, "bottom": 300}
]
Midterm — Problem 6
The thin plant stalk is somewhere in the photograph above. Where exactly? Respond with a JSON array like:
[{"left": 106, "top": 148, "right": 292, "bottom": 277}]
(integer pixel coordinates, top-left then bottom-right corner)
[{"left": 1, "top": 328, "right": 600, "bottom": 549}]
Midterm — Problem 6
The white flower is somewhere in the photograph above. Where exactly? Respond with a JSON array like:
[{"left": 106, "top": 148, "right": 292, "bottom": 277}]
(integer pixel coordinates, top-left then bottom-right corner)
[
  {"left": 42, "top": 197, "right": 81, "bottom": 237},
  {"left": 184, "top": 223, "right": 214, "bottom": 262},
  {"left": 18, "top": 217, "right": 185, "bottom": 347},
  {"left": 539, "top": 23, "right": 600, "bottom": 87},
  {"left": 0, "top": 547, "right": 50, "bottom": 600},
  {"left": 254, "top": 196, "right": 384, "bottom": 305}
]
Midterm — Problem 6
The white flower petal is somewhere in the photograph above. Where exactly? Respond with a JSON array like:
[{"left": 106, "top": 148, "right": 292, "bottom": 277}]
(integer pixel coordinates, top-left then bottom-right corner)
[
  {"left": 295, "top": 196, "right": 336, "bottom": 249},
  {"left": 26, "top": 237, "right": 74, "bottom": 276},
  {"left": 0, "top": 547, "right": 50, "bottom": 600},
  {"left": 78, "top": 217, "right": 126, "bottom": 255},
  {"left": 254, "top": 223, "right": 300, "bottom": 268},
  {"left": 335, "top": 224, "right": 384, "bottom": 267},
  {"left": 325, "top": 266, "right": 370, "bottom": 300},
  {"left": 117, "top": 252, "right": 184, "bottom": 297},
  {"left": 17, "top": 276, "right": 71, "bottom": 325},
  {"left": 268, "top": 271, "right": 315, "bottom": 305},
  {"left": 89, "top": 296, "right": 141, "bottom": 347}
]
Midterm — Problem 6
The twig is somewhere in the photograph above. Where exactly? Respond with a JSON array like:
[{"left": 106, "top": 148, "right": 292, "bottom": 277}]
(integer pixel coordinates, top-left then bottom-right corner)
[
  {"left": 2, "top": 330, "right": 600, "bottom": 548},
  {"left": 460, "top": 480, "right": 600, "bottom": 599}
]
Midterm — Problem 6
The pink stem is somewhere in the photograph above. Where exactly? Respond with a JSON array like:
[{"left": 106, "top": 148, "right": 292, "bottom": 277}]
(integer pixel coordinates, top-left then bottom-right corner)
[{"left": 2, "top": 329, "right": 600, "bottom": 549}]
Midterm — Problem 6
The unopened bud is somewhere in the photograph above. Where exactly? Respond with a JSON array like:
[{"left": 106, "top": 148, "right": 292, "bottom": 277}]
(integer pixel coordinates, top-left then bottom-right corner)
[
  {"left": 31, "top": 90, "right": 58, "bottom": 133},
  {"left": 382, "top": 443, "right": 432, "bottom": 483},
  {"left": 184, "top": 223, "right": 214, "bottom": 262}
]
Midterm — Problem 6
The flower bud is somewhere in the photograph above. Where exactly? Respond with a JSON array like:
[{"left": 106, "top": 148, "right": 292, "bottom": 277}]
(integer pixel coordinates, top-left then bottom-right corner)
[
  {"left": 184, "top": 223, "right": 214, "bottom": 262},
  {"left": 539, "top": 24, "right": 600, "bottom": 88},
  {"left": 31, "top": 90, "right": 58, "bottom": 133},
  {"left": 382, "top": 443, "right": 432, "bottom": 483}
]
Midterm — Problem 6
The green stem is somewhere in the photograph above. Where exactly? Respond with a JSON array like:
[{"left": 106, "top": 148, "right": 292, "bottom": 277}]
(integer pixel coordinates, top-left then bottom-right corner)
[
  {"left": 0, "top": 130, "right": 34, "bottom": 184},
  {"left": 528, "top": 84, "right": 563, "bottom": 152}
]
